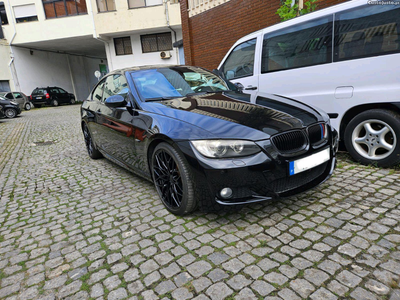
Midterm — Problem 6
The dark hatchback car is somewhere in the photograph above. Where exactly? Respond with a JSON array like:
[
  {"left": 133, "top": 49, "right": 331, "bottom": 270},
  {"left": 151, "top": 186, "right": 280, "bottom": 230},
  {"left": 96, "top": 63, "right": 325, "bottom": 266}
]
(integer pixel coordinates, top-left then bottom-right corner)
[
  {"left": 30, "top": 87, "right": 76, "bottom": 108},
  {"left": 81, "top": 65, "right": 338, "bottom": 215},
  {"left": 0, "top": 96, "right": 22, "bottom": 118}
]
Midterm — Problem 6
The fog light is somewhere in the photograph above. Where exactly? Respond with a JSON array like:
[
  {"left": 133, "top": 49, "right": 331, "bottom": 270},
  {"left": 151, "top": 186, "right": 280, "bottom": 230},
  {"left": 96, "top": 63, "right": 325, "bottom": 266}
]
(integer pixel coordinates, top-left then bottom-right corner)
[{"left": 220, "top": 188, "right": 233, "bottom": 199}]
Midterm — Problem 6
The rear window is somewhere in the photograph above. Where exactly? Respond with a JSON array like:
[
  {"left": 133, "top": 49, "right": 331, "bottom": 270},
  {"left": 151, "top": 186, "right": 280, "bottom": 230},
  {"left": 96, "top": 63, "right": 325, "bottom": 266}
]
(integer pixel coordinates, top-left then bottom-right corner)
[{"left": 33, "top": 89, "right": 47, "bottom": 95}]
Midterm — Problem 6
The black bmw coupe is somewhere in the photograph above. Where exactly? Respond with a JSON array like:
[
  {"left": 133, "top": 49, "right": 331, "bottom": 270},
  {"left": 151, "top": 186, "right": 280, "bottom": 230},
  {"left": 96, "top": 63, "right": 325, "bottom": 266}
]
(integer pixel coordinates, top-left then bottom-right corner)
[{"left": 81, "top": 65, "right": 338, "bottom": 215}]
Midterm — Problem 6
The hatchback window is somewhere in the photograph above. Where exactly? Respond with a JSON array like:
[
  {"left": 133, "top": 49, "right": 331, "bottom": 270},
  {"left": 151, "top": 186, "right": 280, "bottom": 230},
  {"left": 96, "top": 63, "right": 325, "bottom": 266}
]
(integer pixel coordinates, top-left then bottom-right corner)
[
  {"left": 33, "top": 89, "right": 46, "bottom": 95},
  {"left": 13, "top": 93, "right": 23, "bottom": 98},
  {"left": 4, "top": 93, "right": 13, "bottom": 99}
]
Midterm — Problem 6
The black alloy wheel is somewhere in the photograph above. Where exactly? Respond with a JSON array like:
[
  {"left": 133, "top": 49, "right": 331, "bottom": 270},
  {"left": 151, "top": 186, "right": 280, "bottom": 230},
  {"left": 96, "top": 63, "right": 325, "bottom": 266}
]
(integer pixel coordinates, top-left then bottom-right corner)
[
  {"left": 82, "top": 123, "right": 102, "bottom": 159},
  {"left": 152, "top": 143, "right": 197, "bottom": 215},
  {"left": 4, "top": 108, "right": 17, "bottom": 118}
]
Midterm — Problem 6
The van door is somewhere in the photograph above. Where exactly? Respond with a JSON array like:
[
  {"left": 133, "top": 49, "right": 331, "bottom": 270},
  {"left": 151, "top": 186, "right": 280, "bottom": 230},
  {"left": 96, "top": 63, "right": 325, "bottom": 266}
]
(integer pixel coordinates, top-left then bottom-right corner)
[{"left": 219, "top": 38, "right": 260, "bottom": 102}]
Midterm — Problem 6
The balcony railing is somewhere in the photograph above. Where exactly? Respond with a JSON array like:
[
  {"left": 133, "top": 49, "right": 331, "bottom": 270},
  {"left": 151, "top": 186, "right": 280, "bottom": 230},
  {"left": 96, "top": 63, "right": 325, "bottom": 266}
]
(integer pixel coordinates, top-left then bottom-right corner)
[{"left": 187, "top": 0, "right": 230, "bottom": 17}]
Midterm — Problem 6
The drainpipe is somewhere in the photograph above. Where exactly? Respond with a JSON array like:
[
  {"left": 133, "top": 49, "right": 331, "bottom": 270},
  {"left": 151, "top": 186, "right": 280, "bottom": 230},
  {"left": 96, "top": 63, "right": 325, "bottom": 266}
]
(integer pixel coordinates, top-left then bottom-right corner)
[
  {"left": 7, "top": 0, "right": 20, "bottom": 91},
  {"left": 87, "top": 0, "right": 113, "bottom": 71},
  {"left": 164, "top": 0, "right": 179, "bottom": 64}
]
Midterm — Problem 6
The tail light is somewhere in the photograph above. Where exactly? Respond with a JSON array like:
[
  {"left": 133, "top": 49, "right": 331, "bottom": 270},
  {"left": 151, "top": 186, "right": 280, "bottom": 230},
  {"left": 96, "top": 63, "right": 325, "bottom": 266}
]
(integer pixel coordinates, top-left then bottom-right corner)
[
  {"left": 45, "top": 93, "right": 50, "bottom": 99},
  {"left": 30, "top": 95, "right": 32, "bottom": 100}
]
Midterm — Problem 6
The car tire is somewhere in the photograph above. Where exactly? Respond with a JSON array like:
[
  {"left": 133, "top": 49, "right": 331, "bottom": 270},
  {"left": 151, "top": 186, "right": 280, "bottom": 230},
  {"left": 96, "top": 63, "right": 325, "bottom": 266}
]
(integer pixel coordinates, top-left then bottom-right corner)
[
  {"left": 344, "top": 109, "right": 400, "bottom": 168},
  {"left": 51, "top": 99, "right": 59, "bottom": 107},
  {"left": 151, "top": 142, "right": 197, "bottom": 215},
  {"left": 82, "top": 123, "right": 103, "bottom": 159},
  {"left": 4, "top": 108, "right": 17, "bottom": 118},
  {"left": 70, "top": 98, "right": 76, "bottom": 105},
  {"left": 25, "top": 103, "right": 32, "bottom": 110}
]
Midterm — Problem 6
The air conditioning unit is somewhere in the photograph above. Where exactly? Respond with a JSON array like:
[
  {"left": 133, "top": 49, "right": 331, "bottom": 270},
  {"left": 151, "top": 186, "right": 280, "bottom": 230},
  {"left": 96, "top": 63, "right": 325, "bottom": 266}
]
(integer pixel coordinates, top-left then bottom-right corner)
[{"left": 160, "top": 51, "right": 171, "bottom": 59}]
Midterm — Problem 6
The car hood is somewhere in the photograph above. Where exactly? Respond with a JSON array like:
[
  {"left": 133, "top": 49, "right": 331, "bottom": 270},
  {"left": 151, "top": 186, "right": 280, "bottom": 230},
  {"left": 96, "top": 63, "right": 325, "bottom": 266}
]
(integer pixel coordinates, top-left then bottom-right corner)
[{"left": 142, "top": 91, "right": 326, "bottom": 140}]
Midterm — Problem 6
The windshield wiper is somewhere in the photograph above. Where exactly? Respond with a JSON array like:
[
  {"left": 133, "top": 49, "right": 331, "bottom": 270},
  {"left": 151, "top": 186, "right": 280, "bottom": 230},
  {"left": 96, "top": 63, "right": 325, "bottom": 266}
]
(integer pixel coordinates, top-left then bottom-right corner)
[
  {"left": 145, "top": 96, "right": 176, "bottom": 102},
  {"left": 186, "top": 90, "right": 230, "bottom": 97}
]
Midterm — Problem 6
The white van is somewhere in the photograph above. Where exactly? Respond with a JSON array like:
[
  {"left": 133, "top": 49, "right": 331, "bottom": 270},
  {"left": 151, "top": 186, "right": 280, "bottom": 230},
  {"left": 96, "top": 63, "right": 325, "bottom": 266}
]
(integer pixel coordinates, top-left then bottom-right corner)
[{"left": 218, "top": 0, "right": 400, "bottom": 167}]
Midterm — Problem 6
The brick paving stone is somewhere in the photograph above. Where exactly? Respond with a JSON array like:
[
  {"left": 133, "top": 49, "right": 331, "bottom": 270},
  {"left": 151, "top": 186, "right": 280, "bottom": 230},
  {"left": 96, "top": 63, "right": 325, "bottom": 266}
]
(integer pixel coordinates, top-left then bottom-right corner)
[{"left": 0, "top": 107, "right": 400, "bottom": 300}]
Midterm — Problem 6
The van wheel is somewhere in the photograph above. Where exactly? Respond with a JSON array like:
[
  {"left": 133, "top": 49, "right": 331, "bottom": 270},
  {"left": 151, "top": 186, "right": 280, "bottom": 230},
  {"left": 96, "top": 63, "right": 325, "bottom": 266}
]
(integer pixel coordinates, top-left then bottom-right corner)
[{"left": 344, "top": 109, "right": 400, "bottom": 167}]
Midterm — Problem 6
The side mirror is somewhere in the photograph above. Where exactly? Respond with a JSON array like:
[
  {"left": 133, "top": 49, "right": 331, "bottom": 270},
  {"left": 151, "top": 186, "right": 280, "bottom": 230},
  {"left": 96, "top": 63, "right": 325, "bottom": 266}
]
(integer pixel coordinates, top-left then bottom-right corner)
[
  {"left": 234, "top": 82, "right": 244, "bottom": 93},
  {"left": 104, "top": 95, "right": 127, "bottom": 108}
]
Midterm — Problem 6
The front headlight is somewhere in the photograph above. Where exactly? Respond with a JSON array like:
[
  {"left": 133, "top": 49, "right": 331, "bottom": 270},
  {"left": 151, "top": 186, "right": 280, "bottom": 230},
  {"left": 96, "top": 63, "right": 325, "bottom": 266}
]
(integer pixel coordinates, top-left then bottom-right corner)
[{"left": 191, "top": 140, "right": 261, "bottom": 158}]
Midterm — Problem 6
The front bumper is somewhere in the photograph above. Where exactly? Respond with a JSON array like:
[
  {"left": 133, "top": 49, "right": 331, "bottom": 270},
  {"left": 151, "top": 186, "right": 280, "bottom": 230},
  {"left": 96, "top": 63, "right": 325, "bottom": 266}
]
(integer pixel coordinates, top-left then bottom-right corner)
[{"left": 176, "top": 128, "right": 338, "bottom": 210}]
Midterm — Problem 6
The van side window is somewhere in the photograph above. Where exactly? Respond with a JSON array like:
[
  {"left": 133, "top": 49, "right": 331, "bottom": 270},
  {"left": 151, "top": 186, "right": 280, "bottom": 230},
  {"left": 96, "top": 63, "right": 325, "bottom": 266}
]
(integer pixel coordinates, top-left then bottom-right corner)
[
  {"left": 261, "top": 16, "right": 333, "bottom": 73},
  {"left": 334, "top": 5, "right": 400, "bottom": 61},
  {"left": 221, "top": 39, "right": 256, "bottom": 80}
]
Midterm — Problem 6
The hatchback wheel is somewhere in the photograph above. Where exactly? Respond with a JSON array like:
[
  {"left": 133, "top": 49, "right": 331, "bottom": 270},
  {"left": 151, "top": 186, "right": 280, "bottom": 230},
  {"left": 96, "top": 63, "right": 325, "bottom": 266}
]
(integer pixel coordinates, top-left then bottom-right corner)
[
  {"left": 70, "top": 98, "right": 76, "bottom": 105},
  {"left": 151, "top": 143, "right": 197, "bottom": 215},
  {"left": 82, "top": 123, "right": 102, "bottom": 159},
  {"left": 5, "top": 108, "right": 17, "bottom": 118},
  {"left": 344, "top": 109, "right": 400, "bottom": 167},
  {"left": 25, "top": 103, "right": 32, "bottom": 110},
  {"left": 51, "top": 99, "right": 59, "bottom": 107}
]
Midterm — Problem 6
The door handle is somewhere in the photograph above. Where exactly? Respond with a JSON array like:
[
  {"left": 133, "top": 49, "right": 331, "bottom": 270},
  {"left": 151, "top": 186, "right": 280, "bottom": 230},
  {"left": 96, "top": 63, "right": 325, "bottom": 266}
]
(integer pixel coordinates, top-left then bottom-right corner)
[{"left": 244, "top": 86, "right": 257, "bottom": 91}]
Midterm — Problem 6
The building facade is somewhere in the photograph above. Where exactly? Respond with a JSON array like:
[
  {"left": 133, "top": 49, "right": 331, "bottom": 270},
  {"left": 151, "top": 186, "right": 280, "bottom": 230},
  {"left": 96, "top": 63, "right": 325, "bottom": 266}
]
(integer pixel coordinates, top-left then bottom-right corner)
[
  {"left": 0, "top": 0, "right": 182, "bottom": 100},
  {"left": 180, "top": 0, "right": 348, "bottom": 71}
]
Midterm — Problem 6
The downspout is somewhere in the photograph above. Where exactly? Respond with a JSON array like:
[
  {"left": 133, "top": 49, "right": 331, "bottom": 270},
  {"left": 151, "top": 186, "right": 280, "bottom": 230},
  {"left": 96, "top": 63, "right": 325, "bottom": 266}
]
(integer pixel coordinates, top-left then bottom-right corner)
[
  {"left": 87, "top": 0, "right": 113, "bottom": 71},
  {"left": 7, "top": 0, "right": 20, "bottom": 91},
  {"left": 164, "top": 0, "right": 179, "bottom": 64}
]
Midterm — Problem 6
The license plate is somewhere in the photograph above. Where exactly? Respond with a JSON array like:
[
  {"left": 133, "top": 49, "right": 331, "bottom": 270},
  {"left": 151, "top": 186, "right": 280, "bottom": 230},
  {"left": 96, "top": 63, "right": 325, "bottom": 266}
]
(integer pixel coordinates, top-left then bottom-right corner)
[
  {"left": 36, "top": 96, "right": 42, "bottom": 99},
  {"left": 289, "top": 148, "right": 330, "bottom": 176}
]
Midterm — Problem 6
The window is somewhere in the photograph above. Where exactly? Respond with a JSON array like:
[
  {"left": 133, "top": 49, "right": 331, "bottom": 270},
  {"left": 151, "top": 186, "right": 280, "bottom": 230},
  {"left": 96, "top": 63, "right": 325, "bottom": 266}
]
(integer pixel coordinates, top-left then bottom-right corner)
[
  {"left": 92, "top": 79, "right": 105, "bottom": 102},
  {"left": 13, "top": 92, "right": 23, "bottom": 99},
  {"left": 102, "top": 74, "right": 129, "bottom": 102},
  {"left": 0, "top": 2, "right": 8, "bottom": 25},
  {"left": 140, "top": 32, "right": 172, "bottom": 53},
  {"left": 13, "top": 4, "right": 38, "bottom": 23},
  {"left": 4, "top": 93, "right": 13, "bottom": 99},
  {"left": 128, "top": 0, "right": 162, "bottom": 9},
  {"left": 221, "top": 39, "right": 256, "bottom": 80},
  {"left": 261, "top": 16, "right": 333, "bottom": 73},
  {"left": 114, "top": 37, "right": 132, "bottom": 55},
  {"left": 334, "top": 5, "right": 400, "bottom": 62},
  {"left": 42, "top": 0, "right": 87, "bottom": 19},
  {"left": 97, "top": 0, "right": 115, "bottom": 12}
]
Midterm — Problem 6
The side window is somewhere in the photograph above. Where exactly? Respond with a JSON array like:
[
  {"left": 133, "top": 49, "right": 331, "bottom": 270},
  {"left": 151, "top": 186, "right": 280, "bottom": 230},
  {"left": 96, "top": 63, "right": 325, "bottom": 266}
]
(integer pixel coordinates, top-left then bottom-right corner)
[
  {"left": 5, "top": 93, "right": 13, "bottom": 99},
  {"left": 58, "top": 88, "right": 67, "bottom": 94},
  {"left": 50, "top": 88, "right": 59, "bottom": 94},
  {"left": 92, "top": 79, "right": 106, "bottom": 102},
  {"left": 222, "top": 39, "right": 256, "bottom": 80},
  {"left": 261, "top": 16, "right": 333, "bottom": 73},
  {"left": 13, "top": 93, "right": 22, "bottom": 98},
  {"left": 102, "top": 74, "right": 129, "bottom": 102},
  {"left": 334, "top": 5, "right": 400, "bottom": 61}
]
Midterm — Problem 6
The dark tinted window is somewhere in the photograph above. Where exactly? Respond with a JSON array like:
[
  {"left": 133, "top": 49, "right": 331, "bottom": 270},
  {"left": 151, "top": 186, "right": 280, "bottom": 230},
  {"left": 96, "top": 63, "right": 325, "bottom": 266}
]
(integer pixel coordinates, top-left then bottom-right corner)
[
  {"left": 222, "top": 39, "right": 256, "bottom": 80},
  {"left": 334, "top": 5, "right": 400, "bottom": 61},
  {"left": 33, "top": 89, "right": 46, "bottom": 95},
  {"left": 114, "top": 37, "right": 132, "bottom": 56},
  {"left": 4, "top": 93, "right": 13, "bottom": 99},
  {"left": 92, "top": 79, "right": 105, "bottom": 102},
  {"left": 262, "top": 16, "right": 333, "bottom": 73},
  {"left": 0, "top": 2, "right": 8, "bottom": 25},
  {"left": 141, "top": 32, "right": 172, "bottom": 53},
  {"left": 102, "top": 74, "right": 129, "bottom": 102}
]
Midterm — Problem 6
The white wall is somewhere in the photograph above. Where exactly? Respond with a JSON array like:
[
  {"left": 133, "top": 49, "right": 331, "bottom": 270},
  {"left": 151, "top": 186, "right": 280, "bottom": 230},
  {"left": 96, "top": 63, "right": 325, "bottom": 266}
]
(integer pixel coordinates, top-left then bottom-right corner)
[
  {"left": 12, "top": 47, "right": 106, "bottom": 100},
  {"left": 108, "top": 29, "right": 183, "bottom": 71}
]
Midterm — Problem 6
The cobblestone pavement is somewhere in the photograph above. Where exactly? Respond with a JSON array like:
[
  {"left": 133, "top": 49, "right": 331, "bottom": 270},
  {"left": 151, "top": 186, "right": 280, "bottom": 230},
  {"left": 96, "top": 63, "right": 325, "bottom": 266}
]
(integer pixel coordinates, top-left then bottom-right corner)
[{"left": 0, "top": 105, "right": 400, "bottom": 300}]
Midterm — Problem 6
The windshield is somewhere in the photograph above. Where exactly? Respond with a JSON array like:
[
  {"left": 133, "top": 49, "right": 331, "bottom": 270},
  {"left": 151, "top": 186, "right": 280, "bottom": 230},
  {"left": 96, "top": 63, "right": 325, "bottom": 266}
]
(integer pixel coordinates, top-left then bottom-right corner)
[{"left": 130, "top": 66, "right": 230, "bottom": 100}]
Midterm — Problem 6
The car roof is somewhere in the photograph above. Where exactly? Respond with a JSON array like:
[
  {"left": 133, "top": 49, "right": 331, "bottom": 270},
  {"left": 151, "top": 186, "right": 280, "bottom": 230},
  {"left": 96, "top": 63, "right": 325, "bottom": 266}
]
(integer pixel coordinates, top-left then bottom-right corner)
[{"left": 111, "top": 64, "right": 196, "bottom": 75}]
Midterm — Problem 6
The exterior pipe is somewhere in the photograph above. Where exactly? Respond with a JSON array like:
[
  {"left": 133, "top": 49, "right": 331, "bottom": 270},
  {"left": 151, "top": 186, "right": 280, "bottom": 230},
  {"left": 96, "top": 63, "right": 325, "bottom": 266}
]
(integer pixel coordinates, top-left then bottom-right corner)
[
  {"left": 7, "top": 0, "right": 20, "bottom": 91},
  {"left": 164, "top": 0, "right": 179, "bottom": 64},
  {"left": 87, "top": 0, "right": 113, "bottom": 71}
]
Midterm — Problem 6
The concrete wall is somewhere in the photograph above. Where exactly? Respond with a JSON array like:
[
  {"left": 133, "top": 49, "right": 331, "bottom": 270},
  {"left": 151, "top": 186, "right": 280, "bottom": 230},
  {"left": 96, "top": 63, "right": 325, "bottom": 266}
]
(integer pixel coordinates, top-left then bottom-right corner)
[
  {"left": 107, "top": 29, "right": 183, "bottom": 71},
  {"left": 12, "top": 47, "right": 106, "bottom": 100},
  {"left": 0, "top": 40, "right": 13, "bottom": 90}
]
